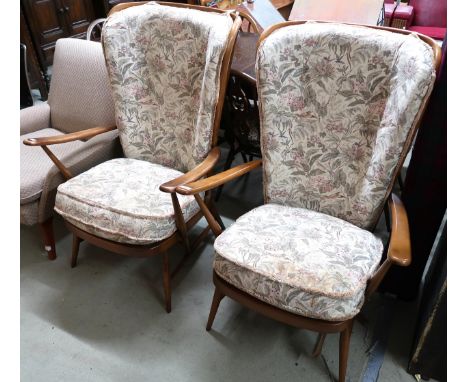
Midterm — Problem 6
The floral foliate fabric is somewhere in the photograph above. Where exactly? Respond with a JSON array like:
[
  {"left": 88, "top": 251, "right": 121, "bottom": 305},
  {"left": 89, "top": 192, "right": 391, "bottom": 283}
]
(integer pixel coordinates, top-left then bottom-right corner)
[
  {"left": 55, "top": 158, "right": 200, "bottom": 245},
  {"left": 214, "top": 204, "right": 383, "bottom": 321},
  {"left": 102, "top": 2, "right": 233, "bottom": 173},
  {"left": 256, "top": 23, "right": 436, "bottom": 229}
]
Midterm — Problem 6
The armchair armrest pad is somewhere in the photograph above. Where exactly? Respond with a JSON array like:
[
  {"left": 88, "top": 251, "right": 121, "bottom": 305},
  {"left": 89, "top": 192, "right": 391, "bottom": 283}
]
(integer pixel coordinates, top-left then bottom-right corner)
[
  {"left": 176, "top": 159, "right": 262, "bottom": 195},
  {"left": 159, "top": 147, "right": 221, "bottom": 193},
  {"left": 20, "top": 102, "right": 51, "bottom": 135},
  {"left": 23, "top": 126, "right": 117, "bottom": 146},
  {"left": 387, "top": 193, "right": 411, "bottom": 267}
]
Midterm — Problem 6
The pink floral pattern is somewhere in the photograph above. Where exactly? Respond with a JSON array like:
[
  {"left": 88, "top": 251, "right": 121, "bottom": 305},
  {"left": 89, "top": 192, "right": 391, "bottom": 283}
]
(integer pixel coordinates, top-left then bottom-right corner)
[
  {"left": 214, "top": 204, "right": 383, "bottom": 321},
  {"left": 55, "top": 159, "right": 200, "bottom": 245},
  {"left": 102, "top": 2, "right": 233, "bottom": 172},
  {"left": 256, "top": 23, "right": 436, "bottom": 229}
]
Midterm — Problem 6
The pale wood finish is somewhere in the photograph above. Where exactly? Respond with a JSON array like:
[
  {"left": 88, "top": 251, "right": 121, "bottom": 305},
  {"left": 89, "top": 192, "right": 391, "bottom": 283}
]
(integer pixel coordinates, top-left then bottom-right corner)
[
  {"left": 23, "top": 125, "right": 117, "bottom": 180},
  {"left": 159, "top": 147, "right": 221, "bottom": 193},
  {"left": 23, "top": 125, "right": 117, "bottom": 146},
  {"left": 176, "top": 159, "right": 262, "bottom": 195}
]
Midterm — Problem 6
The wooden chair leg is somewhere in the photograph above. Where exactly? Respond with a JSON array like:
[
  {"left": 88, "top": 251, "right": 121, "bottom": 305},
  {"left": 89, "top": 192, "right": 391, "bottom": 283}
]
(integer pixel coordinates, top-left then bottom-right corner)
[
  {"left": 38, "top": 217, "right": 56, "bottom": 260},
  {"left": 209, "top": 201, "right": 226, "bottom": 231},
  {"left": 206, "top": 287, "right": 224, "bottom": 331},
  {"left": 311, "top": 333, "right": 327, "bottom": 358},
  {"left": 162, "top": 253, "right": 171, "bottom": 313},
  {"left": 70, "top": 234, "right": 82, "bottom": 268},
  {"left": 339, "top": 321, "right": 353, "bottom": 382}
]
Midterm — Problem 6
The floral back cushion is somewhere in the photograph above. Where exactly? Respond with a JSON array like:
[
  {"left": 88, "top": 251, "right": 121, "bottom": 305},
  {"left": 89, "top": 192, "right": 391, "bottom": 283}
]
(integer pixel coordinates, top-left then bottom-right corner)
[
  {"left": 102, "top": 2, "right": 233, "bottom": 172},
  {"left": 256, "top": 23, "right": 436, "bottom": 229}
]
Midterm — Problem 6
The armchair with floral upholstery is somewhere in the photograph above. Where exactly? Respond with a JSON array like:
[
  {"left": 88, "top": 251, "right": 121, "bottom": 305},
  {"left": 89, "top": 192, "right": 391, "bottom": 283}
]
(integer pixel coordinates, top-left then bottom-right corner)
[
  {"left": 21, "top": 38, "right": 120, "bottom": 260},
  {"left": 176, "top": 21, "right": 441, "bottom": 382},
  {"left": 47, "top": 2, "right": 241, "bottom": 313}
]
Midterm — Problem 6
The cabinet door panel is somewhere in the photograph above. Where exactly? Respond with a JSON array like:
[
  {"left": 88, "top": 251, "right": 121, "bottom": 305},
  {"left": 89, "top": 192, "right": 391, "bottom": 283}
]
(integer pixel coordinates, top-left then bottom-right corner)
[
  {"left": 63, "top": 0, "right": 96, "bottom": 36},
  {"left": 23, "top": 0, "right": 68, "bottom": 46},
  {"left": 22, "top": 0, "right": 69, "bottom": 67}
]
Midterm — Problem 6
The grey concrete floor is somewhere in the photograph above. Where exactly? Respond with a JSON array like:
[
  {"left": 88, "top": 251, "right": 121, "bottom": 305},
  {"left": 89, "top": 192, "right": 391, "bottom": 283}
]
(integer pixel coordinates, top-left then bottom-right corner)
[{"left": 21, "top": 150, "right": 424, "bottom": 382}]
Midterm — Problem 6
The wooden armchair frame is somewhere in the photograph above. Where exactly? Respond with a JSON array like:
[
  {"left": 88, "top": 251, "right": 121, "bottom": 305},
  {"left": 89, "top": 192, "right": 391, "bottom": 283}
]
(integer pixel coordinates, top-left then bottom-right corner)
[
  {"left": 24, "top": 2, "right": 242, "bottom": 313},
  {"left": 175, "top": 22, "right": 441, "bottom": 381}
]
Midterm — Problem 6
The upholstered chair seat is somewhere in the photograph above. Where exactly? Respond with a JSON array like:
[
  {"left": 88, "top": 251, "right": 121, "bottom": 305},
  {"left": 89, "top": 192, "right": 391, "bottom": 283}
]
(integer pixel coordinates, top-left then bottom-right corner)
[
  {"left": 55, "top": 158, "right": 200, "bottom": 245},
  {"left": 213, "top": 204, "right": 383, "bottom": 321}
]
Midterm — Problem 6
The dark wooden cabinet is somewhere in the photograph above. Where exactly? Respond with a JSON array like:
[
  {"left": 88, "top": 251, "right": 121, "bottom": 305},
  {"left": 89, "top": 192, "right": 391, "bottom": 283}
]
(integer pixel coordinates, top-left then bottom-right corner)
[
  {"left": 98, "top": 0, "right": 190, "bottom": 14},
  {"left": 21, "top": 0, "right": 96, "bottom": 68}
]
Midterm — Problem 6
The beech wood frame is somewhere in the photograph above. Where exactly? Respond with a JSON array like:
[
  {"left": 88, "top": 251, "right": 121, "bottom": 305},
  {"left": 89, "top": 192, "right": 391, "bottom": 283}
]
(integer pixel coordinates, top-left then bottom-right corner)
[
  {"left": 24, "top": 2, "right": 242, "bottom": 313},
  {"left": 176, "top": 22, "right": 442, "bottom": 382}
]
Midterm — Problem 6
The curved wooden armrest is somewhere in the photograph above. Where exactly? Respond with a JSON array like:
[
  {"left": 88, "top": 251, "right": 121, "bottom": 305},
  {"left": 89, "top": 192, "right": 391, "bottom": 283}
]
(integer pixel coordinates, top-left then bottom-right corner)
[
  {"left": 387, "top": 193, "right": 411, "bottom": 267},
  {"left": 159, "top": 147, "right": 221, "bottom": 193},
  {"left": 23, "top": 126, "right": 117, "bottom": 146},
  {"left": 365, "top": 193, "right": 411, "bottom": 298},
  {"left": 176, "top": 159, "right": 262, "bottom": 196}
]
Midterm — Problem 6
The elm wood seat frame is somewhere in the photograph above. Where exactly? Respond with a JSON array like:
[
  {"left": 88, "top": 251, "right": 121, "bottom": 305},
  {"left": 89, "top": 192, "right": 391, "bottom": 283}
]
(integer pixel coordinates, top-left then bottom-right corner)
[
  {"left": 176, "top": 21, "right": 442, "bottom": 382},
  {"left": 24, "top": 2, "right": 242, "bottom": 313}
]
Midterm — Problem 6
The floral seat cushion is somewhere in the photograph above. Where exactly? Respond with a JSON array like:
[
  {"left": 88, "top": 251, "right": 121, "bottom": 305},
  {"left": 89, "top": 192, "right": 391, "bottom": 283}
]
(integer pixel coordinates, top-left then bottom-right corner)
[
  {"left": 213, "top": 204, "right": 383, "bottom": 321},
  {"left": 54, "top": 158, "right": 200, "bottom": 245}
]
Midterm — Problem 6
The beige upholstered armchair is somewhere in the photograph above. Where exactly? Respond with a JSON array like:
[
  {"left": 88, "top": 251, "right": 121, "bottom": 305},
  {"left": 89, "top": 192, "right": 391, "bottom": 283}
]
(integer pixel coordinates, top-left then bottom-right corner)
[
  {"left": 21, "top": 38, "right": 120, "bottom": 260},
  {"left": 51, "top": 2, "right": 241, "bottom": 313},
  {"left": 177, "top": 22, "right": 441, "bottom": 382}
]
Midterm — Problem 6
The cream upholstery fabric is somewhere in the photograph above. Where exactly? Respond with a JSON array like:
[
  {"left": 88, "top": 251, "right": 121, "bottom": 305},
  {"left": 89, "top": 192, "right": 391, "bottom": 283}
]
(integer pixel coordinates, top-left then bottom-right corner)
[
  {"left": 21, "top": 128, "right": 87, "bottom": 205},
  {"left": 48, "top": 38, "right": 115, "bottom": 134},
  {"left": 20, "top": 201, "right": 39, "bottom": 226},
  {"left": 256, "top": 23, "right": 436, "bottom": 229},
  {"left": 214, "top": 204, "right": 383, "bottom": 321},
  {"left": 20, "top": 102, "right": 50, "bottom": 135},
  {"left": 102, "top": 2, "right": 233, "bottom": 172},
  {"left": 55, "top": 159, "right": 200, "bottom": 245}
]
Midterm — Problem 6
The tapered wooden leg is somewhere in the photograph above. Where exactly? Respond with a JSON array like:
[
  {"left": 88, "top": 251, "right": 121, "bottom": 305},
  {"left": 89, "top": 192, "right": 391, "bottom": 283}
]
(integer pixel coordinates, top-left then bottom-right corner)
[
  {"left": 311, "top": 333, "right": 327, "bottom": 358},
  {"left": 339, "top": 322, "right": 353, "bottom": 382},
  {"left": 206, "top": 287, "right": 224, "bottom": 331},
  {"left": 162, "top": 253, "right": 171, "bottom": 313},
  {"left": 38, "top": 217, "right": 56, "bottom": 260},
  {"left": 209, "top": 200, "right": 226, "bottom": 231},
  {"left": 70, "top": 234, "right": 82, "bottom": 268}
]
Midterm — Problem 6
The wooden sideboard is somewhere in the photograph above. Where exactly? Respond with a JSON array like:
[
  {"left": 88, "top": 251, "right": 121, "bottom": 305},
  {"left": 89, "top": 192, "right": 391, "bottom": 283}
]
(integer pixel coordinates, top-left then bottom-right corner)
[{"left": 21, "top": 0, "right": 97, "bottom": 68}]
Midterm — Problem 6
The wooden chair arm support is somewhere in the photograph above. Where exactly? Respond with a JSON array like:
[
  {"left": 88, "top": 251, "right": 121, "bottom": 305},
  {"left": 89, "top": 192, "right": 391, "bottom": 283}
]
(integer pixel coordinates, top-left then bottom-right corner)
[
  {"left": 387, "top": 193, "right": 411, "bottom": 267},
  {"left": 366, "top": 193, "right": 411, "bottom": 298},
  {"left": 159, "top": 147, "right": 221, "bottom": 193},
  {"left": 176, "top": 159, "right": 262, "bottom": 196},
  {"left": 23, "top": 126, "right": 117, "bottom": 146}
]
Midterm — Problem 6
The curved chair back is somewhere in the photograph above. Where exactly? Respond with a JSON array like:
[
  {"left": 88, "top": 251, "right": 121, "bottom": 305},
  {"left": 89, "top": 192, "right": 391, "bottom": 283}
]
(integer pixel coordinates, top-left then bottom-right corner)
[
  {"left": 48, "top": 38, "right": 116, "bottom": 134},
  {"left": 256, "top": 21, "right": 441, "bottom": 229},
  {"left": 102, "top": 1, "right": 241, "bottom": 172}
]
